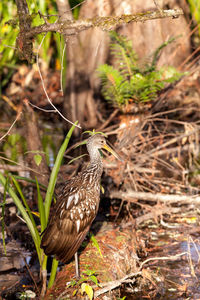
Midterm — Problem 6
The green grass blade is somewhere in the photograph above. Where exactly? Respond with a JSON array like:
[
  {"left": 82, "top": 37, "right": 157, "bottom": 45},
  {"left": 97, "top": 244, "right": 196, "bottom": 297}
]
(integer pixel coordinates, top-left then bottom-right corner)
[
  {"left": 13, "top": 175, "right": 47, "bottom": 191},
  {"left": 1, "top": 176, "right": 9, "bottom": 255},
  {"left": 35, "top": 176, "right": 46, "bottom": 232},
  {"left": 48, "top": 258, "right": 59, "bottom": 288},
  {"left": 68, "top": 153, "right": 87, "bottom": 165},
  {"left": 0, "top": 172, "right": 42, "bottom": 262},
  {"left": 44, "top": 121, "right": 78, "bottom": 220},
  {"left": 10, "top": 175, "right": 41, "bottom": 256},
  {"left": 90, "top": 234, "right": 103, "bottom": 258},
  {"left": 43, "top": 122, "right": 78, "bottom": 289},
  {"left": 10, "top": 175, "right": 40, "bottom": 241}
]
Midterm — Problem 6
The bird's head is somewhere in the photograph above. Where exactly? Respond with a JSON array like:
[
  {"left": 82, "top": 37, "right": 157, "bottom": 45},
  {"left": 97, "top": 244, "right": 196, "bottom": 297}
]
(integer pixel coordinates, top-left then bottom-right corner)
[{"left": 87, "top": 134, "right": 120, "bottom": 160}]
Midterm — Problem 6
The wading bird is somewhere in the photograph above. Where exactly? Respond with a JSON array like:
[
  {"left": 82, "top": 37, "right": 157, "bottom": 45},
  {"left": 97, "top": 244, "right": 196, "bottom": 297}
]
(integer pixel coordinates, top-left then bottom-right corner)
[{"left": 41, "top": 134, "right": 120, "bottom": 277}]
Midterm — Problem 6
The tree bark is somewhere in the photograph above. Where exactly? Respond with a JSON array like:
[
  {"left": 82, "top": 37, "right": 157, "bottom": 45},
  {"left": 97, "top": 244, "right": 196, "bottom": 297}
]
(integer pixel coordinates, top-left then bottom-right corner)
[
  {"left": 23, "top": 99, "right": 49, "bottom": 187},
  {"left": 117, "top": 0, "right": 190, "bottom": 67}
]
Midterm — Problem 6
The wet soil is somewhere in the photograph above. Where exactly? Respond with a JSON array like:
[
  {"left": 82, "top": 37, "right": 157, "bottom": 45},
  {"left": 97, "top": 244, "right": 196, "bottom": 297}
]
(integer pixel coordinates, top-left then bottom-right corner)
[{"left": 123, "top": 213, "right": 200, "bottom": 300}]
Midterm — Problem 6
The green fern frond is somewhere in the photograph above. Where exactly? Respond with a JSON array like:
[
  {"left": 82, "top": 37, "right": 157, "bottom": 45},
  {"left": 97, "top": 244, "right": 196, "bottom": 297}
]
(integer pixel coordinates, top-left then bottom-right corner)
[
  {"left": 98, "top": 32, "right": 184, "bottom": 109},
  {"left": 98, "top": 64, "right": 130, "bottom": 107},
  {"left": 110, "top": 31, "right": 138, "bottom": 77},
  {"left": 149, "top": 36, "right": 179, "bottom": 72}
]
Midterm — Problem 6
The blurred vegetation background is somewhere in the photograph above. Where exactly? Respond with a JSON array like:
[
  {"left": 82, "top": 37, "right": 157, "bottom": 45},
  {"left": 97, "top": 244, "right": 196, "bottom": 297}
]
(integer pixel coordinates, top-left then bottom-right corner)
[{"left": 1, "top": 0, "right": 200, "bottom": 297}]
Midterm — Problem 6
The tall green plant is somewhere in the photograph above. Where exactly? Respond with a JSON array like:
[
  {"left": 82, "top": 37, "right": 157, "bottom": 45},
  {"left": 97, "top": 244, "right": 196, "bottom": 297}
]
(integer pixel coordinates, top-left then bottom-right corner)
[
  {"left": 0, "top": 0, "right": 19, "bottom": 89},
  {"left": 0, "top": 0, "right": 65, "bottom": 89},
  {"left": 0, "top": 122, "right": 77, "bottom": 294},
  {"left": 188, "top": 0, "right": 200, "bottom": 37},
  {"left": 98, "top": 32, "right": 184, "bottom": 109}
]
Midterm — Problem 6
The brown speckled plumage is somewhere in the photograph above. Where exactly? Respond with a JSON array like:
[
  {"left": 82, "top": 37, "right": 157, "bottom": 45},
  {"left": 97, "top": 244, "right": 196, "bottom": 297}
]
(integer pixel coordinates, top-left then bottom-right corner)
[{"left": 41, "top": 134, "right": 116, "bottom": 263}]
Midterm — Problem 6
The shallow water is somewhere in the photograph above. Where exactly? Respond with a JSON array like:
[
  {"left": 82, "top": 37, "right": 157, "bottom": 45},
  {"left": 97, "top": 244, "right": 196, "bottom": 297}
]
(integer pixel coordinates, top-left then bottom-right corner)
[{"left": 121, "top": 216, "right": 200, "bottom": 299}]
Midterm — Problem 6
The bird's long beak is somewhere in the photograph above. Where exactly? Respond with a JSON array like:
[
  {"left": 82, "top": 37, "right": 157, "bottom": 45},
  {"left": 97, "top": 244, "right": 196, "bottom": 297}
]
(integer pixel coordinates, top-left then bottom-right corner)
[{"left": 103, "top": 143, "right": 123, "bottom": 161}]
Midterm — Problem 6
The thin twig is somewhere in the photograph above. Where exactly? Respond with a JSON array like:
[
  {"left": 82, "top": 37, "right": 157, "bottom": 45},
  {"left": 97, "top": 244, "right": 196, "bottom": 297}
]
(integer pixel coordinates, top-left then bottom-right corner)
[
  {"left": 70, "top": 0, "right": 86, "bottom": 11},
  {"left": 153, "top": 0, "right": 163, "bottom": 14},
  {"left": 0, "top": 111, "right": 22, "bottom": 142},
  {"left": 0, "top": 156, "right": 45, "bottom": 176},
  {"left": 135, "top": 206, "right": 182, "bottom": 226},
  {"left": 139, "top": 252, "right": 187, "bottom": 269},
  {"left": 28, "top": 100, "right": 56, "bottom": 112},
  {"left": 188, "top": 236, "right": 200, "bottom": 262},
  {"left": 2, "top": 44, "right": 18, "bottom": 50},
  {"left": 98, "top": 109, "right": 119, "bottom": 131},
  {"left": 23, "top": 256, "right": 40, "bottom": 294},
  {"left": 2, "top": 95, "right": 18, "bottom": 111},
  {"left": 146, "top": 127, "right": 199, "bottom": 156},
  {"left": 94, "top": 271, "right": 141, "bottom": 298},
  {"left": 0, "top": 164, "right": 28, "bottom": 172},
  {"left": 187, "top": 236, "right": 196, "bottom": 277},
  {"left": 180, "top": 44, "right": 200, "bottom": 70},
  {"left": 60, "top": 42, "right": 66, "bottom": 96},
  {"left": 148, "top": 107, "right": 196, "bottom": 119},
  {"left": 36, "top": 35, "right": 81, "bottom": 128}
]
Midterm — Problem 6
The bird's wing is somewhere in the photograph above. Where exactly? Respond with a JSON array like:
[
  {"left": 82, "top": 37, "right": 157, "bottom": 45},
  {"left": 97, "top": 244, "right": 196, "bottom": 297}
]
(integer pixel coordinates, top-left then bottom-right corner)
[{"left": 41, "top": 177, "right": 99, "bottom": 263}]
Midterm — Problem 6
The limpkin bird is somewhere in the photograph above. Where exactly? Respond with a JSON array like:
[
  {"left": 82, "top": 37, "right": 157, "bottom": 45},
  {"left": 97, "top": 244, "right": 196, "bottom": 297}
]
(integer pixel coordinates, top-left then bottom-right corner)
[{"left": 41, "top": 134, "right": 119, "bottom": 275}]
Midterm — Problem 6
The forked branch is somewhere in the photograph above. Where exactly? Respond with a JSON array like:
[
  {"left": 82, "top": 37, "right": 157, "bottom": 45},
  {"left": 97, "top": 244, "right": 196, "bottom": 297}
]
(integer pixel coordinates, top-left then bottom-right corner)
[{"left": 15, "top": 0, "right": 183, "bottom": 62}]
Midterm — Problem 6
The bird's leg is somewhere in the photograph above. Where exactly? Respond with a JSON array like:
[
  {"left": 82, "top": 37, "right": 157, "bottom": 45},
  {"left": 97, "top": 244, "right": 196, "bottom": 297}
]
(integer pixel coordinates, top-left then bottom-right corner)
[{"left": 74, "top": 252, "right": 80, "bottom": 279}]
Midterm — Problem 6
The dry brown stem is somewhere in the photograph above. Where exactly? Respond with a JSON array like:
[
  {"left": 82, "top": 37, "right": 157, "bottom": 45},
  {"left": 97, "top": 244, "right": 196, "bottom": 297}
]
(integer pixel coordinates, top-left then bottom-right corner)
[
  {"left": 94, "top": 271, "right": 141, "bottom": 298},
  {"left": 135, "top": 206, "right": 184, "bottom": 226},
  {"left": 110, "top": 190, "right": 200, "bottom": 205},
  {"left": 0, "top": 111, "right": 22, "bottom": 142}
]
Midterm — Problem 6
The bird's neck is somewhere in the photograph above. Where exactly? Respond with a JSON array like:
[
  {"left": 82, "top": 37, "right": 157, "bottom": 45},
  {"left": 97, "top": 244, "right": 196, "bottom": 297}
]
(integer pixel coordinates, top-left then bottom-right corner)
[{"left": 85, "top": 151, "right": 103, "bottom": 184}]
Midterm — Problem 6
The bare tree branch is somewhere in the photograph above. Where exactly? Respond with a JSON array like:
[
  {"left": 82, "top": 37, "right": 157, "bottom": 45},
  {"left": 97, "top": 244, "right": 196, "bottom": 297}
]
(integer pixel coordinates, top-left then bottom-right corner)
[
  {"left": 14, "top": 0, "right": 183, "bottom": 62},
  {"left": 15, "top": 0, "right": 33, "bottom": 62},
  {"left": 26, "top": 9, "right": 184, "bottom": 37}
]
